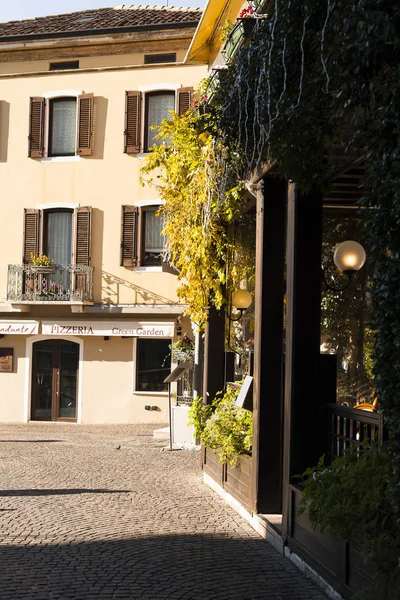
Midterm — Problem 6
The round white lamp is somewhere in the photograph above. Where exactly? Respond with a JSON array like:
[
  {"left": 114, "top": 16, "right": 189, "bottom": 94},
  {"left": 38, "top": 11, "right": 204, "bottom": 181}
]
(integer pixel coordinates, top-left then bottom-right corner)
[
  {"left": 228, "top": 288, "right": 252, "bottom": 321},
  {"left": 232, "top": 288, "right": 252, "bottom": 310},
  {"left": 333, "top": 241, "right": 366, "bottom": 273}
]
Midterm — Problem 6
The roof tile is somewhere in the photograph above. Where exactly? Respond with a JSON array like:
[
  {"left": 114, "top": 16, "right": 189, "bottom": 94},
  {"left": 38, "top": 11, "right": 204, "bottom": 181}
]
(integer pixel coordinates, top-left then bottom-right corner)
[{"left": 0, "top": 5, "right": 202, "bottom": 39}]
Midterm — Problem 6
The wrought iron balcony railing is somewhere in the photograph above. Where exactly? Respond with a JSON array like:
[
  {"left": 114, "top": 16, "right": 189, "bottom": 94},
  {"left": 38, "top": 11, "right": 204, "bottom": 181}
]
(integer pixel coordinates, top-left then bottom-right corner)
[{"left": 7, "top": 264, "right": 94, "bottom": 303}]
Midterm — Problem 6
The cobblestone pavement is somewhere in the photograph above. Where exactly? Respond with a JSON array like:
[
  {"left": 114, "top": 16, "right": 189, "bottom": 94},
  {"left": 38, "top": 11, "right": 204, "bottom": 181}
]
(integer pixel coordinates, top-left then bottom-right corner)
[{"left": 0, "top": 423, "right": 326, "bottom": 600}]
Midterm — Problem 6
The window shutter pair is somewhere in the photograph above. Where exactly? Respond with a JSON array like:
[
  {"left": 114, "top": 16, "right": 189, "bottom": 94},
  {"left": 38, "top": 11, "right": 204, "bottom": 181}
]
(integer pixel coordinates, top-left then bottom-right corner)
[
  {"left": 23, "top": 207, "right": 92, "bottom": 266},
  {"left": 124, "top": 87, "right": 194, "bottom": 154},
  {"left": 28, "top": 94, "right": 94, "bottom": 158}
]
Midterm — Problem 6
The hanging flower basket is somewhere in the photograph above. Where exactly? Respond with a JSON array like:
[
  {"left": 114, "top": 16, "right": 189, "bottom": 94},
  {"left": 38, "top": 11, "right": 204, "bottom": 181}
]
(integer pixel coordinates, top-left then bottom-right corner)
[{"left": 222, "top": 18, "right": 257, "bottom": 63}]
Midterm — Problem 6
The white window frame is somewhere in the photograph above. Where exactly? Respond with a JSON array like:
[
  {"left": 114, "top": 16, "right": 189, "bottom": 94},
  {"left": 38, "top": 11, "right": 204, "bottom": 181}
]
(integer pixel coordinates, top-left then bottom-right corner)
[{"left": 41, "top": 90, "right": 82, "bottom": 162}]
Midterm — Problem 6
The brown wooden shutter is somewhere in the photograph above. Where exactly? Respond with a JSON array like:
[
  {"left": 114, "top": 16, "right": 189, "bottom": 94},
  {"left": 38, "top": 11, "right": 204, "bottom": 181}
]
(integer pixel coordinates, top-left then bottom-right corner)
[
  {"left": 77, "top": 93, "right": 93, "bottom": 156},
  {"left": 177, "top": 87, "right": 193, "bottom": 115},
  {"left": 23, "top": 209, "right": 40, "bottom": 263},
  {"left": 121, "top": 205, "right": 138, "bottom": 266},
  {"left": 124, "top": 91, "right": 142, "bottom": 153},
  {"left": 28, "top": 97, "right": 45, "bottom": 158},
  {"left": 75, "top": 207, "right": 92, "bottom": 265}
]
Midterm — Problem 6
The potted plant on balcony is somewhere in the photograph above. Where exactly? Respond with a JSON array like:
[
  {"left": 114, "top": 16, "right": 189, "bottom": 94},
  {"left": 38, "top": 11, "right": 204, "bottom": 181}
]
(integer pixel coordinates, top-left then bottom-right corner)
[
  {"left": 29, "top": 253, "right": 56, "bottom": 274},
  {"left": 222, "top": 7, "right": 257, "bottom": 64}
]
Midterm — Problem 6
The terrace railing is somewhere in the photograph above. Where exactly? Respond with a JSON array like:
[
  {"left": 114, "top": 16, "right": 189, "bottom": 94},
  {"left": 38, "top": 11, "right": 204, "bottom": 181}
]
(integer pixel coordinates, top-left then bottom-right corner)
[
  {"left": 326, "top": 402, "right": 381, "bottom": 462},
  {"left": 7, "top": 264, "right": 93, "bottom": 303}
]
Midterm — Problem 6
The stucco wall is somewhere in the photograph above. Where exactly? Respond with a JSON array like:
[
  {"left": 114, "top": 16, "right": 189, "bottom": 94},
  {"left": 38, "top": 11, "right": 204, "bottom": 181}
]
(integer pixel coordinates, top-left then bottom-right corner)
[
  {"left": 81, "top": 335, "right": 169, "bottom": 424},
  {"left": 0, "top": 60, "right": 206, "bottom": 305},
  {"left": 0, "top": 337, "right": 26, "bottom": 422}
]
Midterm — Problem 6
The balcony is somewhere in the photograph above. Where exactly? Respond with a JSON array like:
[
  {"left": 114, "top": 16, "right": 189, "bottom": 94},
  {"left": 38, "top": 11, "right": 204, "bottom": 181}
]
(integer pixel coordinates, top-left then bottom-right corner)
[{"left": 7, "top": 264, "right": 94, "bottom": 306}]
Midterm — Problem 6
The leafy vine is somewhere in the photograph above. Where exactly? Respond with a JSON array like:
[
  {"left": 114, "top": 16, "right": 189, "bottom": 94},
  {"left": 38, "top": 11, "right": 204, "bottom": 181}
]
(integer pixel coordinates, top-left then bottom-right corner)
[{"left": 141, "top": 104, "right": 249, "bottom": 328}]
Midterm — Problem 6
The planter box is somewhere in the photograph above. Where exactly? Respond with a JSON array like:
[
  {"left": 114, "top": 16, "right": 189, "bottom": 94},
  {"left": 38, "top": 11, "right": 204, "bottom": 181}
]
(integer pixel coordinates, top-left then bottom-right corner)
[
  {"left": 203, "top": 447, "right": 225, "bottom": 485},
  {"left": 224, "top": 453, "right": 253, "bottom": 511},
  {"left": 172, "top": 350, "right": 194, "bottom": 363},
  {"left": 203, "top": 448, "right": 253, "bottom": 511},
  {"left": 29, "top": 265, "right": 56, "bottom": 274},
  {"left": 222, "top": 18, "right": 257, "bottom": 63}
]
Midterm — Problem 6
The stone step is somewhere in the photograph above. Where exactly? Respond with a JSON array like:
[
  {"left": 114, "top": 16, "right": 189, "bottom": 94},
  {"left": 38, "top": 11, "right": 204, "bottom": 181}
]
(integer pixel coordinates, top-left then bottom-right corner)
[{"left": 153, "top": 426, "right": 169, "bottom": 439}]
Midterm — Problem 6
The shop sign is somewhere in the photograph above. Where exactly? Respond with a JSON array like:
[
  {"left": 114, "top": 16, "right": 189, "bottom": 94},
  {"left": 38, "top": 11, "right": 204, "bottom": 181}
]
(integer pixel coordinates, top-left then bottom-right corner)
[
  {"left": 0, "top": 348, "right": 13, "bottom": 372},
  {"left": 0, "top": 321, "right": 39, "bottom": 335},
  {"left": 42, "top": 321, "right": 174, "bottom": 338}
]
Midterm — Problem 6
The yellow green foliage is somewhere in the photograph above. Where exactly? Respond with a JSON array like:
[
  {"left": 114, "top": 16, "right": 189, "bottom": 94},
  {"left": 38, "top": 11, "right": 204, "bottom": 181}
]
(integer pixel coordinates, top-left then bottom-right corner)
[
  {"left": 188, "top": 388, "right": 253, "bottom": 468},
  {"left": 141, "top": 108, "right": 246, "bottom": 329}
]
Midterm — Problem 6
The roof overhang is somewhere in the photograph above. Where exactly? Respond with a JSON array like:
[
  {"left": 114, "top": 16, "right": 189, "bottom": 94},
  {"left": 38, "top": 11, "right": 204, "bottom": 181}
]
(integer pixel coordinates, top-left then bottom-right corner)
[{"left": 185, "top": 0, "right": 244, "bottom": 64}]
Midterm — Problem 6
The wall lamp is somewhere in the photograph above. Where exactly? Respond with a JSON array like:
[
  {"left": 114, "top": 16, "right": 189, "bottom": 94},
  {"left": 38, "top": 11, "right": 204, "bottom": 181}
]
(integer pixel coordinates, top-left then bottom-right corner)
[
  {"left": 323, "top": 240, "right": 366, "bottom": 292},
  {"left": 227, "top": 288, "right": 252, "bottom": 321}
]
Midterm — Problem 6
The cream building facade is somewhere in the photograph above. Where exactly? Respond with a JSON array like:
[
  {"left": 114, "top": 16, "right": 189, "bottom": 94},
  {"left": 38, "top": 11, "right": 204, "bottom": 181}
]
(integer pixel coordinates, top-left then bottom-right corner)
[{"left": 0, "top": 5, "right": 206, "bottom": 424}]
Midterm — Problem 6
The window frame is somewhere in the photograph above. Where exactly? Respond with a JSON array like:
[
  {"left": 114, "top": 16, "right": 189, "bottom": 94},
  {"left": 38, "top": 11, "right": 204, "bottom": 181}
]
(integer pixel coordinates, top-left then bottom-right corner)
[
  {"left": 144, "top": 53, "right": 176, "bottom": 65},
  {"left": 42, "top": 208, "right": 74, "bottom": 265},
  {"left": 42, "top": 90, "right": 82, "bottom": 160},
  {"left": 143, "top": 90, "right": 176, "bottom": 152},
  {"left": 49, "top": 61, "right": 80, "bottom": 71},
  {"left": 47, "top": 97, "right": 78, "bottom": 158},
  {"left": 133, "top": 337, "right": 172, "bottom": 394},
  {"left": 140, "top": 205, "right": 166, "bottom": 267}
]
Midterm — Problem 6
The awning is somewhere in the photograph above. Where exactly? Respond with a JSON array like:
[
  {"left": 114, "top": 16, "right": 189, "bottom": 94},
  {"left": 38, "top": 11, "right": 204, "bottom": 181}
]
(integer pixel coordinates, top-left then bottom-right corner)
[
  {"left": 0, "top": 320, "right": 39, "bottom": 335},
  {"left": 41, "top": 320, "right": 175, "bottom": 337}
]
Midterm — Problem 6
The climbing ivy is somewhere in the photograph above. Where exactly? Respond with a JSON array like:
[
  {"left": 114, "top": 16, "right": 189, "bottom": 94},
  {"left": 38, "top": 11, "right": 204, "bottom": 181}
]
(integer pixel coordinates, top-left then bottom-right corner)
[{"left": 214, "top": 0, "right": 400, "bottom": 449}]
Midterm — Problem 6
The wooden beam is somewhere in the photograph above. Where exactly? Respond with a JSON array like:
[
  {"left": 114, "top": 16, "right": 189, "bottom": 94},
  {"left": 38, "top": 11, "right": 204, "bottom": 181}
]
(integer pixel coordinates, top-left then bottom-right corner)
[
  {"left": 282, "top": 184, "right": 324, "bottom": 539},
  {"left": 251, "top": 176, "right": 287, "bottom": 514},
  {"left": 202, "top": 306, "right": 225, "bottom": 405}
]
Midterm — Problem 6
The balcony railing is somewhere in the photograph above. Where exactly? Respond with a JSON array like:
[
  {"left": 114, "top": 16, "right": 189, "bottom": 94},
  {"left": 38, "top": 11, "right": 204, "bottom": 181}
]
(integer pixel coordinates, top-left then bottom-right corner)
[{"left": 7, "top": 264, "right": 93, "bottom": 303}]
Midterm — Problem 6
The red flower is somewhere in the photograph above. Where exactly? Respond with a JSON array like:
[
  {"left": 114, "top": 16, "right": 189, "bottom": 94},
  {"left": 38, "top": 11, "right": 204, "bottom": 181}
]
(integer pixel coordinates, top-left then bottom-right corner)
[{"left": 239, "top": 6, "right": 254, "bottom": 18}]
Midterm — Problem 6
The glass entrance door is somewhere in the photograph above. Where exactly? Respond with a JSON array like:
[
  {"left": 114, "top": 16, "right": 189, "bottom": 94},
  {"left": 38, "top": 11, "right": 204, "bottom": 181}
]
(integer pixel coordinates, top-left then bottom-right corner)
[{"left": 32, "top": 340, "right": 79, "bottom": 421}]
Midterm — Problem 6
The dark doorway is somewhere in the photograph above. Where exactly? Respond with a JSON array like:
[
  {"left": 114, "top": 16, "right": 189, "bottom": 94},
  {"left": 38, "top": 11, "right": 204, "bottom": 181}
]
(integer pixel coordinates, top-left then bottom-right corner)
[{"left": 31, "top": 340, "right": 79, "bottom": 422}]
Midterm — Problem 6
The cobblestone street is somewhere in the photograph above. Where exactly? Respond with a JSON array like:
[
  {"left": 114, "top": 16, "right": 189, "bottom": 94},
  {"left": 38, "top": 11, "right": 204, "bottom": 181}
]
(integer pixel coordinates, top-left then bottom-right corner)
[{"left": 0, "top": 424, "right": 326, "bottom": 600}]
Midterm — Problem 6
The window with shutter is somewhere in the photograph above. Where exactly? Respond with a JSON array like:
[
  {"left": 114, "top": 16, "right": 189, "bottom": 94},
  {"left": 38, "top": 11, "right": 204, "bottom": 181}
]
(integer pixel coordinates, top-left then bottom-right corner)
[
  {"left": 125, "top": 91, "right": 142, "bottom": 154},
  {"left": 28, "top": 98, "right": 45, "bottom": 158},
  {"left": 75, "top": 207, "right": 92, "bottom": 266},
  {"left": 77, "top": 93, "right": 93, "bottom": 156},
  {"left": 29, "top": 93, "right": 94, "bottom": 159},
  {"left": 23, "top": 209, "right": 40, "bottom": 263},
  {"left": 177, "top": 88, "right": 193, "bottom": 116},
  {"left": 121, "top": 205, "right": 138, "bottom": 266}
]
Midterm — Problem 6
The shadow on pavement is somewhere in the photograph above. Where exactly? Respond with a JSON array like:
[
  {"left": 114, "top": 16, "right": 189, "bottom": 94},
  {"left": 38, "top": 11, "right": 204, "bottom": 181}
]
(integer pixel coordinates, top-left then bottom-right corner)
[
  {"left": 0, "top": 533, "right": 324, "bottom": 600},
  {"left": 0, "top": 489, "right": 129, "bottom": 497}
]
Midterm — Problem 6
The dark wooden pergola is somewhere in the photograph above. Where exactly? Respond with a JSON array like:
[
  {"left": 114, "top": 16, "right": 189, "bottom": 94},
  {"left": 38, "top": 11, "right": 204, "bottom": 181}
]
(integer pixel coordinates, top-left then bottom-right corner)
[{"left": 201, "top": 154, "right": 380, "bottom": 599}]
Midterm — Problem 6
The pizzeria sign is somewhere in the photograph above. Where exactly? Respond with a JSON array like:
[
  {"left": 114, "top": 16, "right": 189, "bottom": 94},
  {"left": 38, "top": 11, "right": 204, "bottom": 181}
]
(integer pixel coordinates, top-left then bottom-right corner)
[{"left": 41, "top": 321, "right": 174, "bottom": 337}]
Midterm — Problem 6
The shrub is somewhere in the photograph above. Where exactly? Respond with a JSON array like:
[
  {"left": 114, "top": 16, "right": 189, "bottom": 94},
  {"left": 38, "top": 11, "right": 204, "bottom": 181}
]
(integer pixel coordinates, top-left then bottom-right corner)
[
  {"left": 188, "top": 387, "right": 252, "bottom": 467},
  {"left": 300, "top": 441, "right": 400, "bottom": 600}
]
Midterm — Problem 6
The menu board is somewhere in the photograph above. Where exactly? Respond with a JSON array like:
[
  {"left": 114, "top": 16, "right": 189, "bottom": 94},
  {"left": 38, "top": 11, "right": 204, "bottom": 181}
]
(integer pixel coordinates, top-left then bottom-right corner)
[{"left": 0, "top": 348, "right": 13, "bottom": 372}]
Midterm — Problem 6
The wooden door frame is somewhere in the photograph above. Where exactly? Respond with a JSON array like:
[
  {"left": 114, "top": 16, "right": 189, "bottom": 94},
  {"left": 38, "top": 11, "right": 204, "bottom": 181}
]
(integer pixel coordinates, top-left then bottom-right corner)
[{"left": 31, "top": 339, "right": 79, "bottom": 423}]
